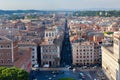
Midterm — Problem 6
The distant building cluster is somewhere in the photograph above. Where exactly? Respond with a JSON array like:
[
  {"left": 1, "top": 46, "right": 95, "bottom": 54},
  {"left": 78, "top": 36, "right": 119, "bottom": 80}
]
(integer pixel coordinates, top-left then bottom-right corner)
[
  {"left": 0, "top": 12, "right": 120, "bottom": 80},
  {"left": 0, "top": 13, "right": 65, "bottom": 71}
]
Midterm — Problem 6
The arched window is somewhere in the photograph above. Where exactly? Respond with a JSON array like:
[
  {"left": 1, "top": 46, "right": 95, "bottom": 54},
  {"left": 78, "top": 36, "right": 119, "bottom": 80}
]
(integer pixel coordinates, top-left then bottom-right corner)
[{"left": 7, "top": 60, "right": 11, "bottom": 63}]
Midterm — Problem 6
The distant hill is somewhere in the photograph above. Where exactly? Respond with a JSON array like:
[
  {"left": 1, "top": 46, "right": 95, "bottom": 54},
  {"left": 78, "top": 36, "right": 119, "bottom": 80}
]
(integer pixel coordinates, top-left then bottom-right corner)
[
  {"left": 73, "top": 10, "right": 120, "bottom": 17},
  {"left": 0, "top": 10, "right": 44, "bottom": 15},
  {"left": 0, "top": 10, "right": 73, "bottom": 15}
]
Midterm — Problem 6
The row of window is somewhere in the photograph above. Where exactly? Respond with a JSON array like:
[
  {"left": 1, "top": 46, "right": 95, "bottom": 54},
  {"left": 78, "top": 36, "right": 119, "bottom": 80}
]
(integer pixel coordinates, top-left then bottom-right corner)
[
  {"left": 42, "top": 46, "right": 58, "bottom": 49},
  {"left": 0, "top": 45, "right": 11, "bottom": 48},
  {"left": 42, "top": 61, "right": 58, "bottom": 65},
  {"left": 76, "top": 56, "right": 93, "bottom": 58},
  {"left": 0, "top": 60, "right": 11, "bottom": 64},
  {"left": 42, "top": 50, "right": 58, "bottom": 53},
  {"left": 75, "top": 46, "right": 93, "bottom": 49},
  {"left": 43, "top": 55, "right": 58, "bottom": 59},
  {"left": 45, "top": 32, "right": 56, "bottom": 37},
  {"left": 76, "top": 53, "right": 93, "bottom": 55},
  {"left": 76, "top": 49, "right": 93, "bottom": 52},
  {"left": 76, "top": 60, "right": 93, "bottom": 62},
  {"left": 75, "top": 63, "right": 93, "bottom": 65},
  {"left": 0, "top": 53, "right": 10, "bottom": 57}
]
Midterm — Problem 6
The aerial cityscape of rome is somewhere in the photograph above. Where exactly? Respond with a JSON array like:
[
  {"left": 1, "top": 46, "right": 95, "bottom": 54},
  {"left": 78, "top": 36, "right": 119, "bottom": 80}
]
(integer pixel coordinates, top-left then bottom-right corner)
[{"left": 0, "top": 0, "right": 120, "bottom": 80}]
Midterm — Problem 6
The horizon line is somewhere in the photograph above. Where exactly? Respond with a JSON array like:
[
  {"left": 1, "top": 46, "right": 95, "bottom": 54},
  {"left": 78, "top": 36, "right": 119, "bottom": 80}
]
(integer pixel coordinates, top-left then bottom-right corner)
[{"left": 0, "top": 8, "right": 120, "bottom": 11}]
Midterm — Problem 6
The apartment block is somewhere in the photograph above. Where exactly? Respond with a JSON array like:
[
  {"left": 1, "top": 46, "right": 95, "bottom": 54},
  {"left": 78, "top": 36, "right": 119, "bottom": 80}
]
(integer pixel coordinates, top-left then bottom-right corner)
[{"left": 72, "top": 41, "right": 95, "bottom": 66}]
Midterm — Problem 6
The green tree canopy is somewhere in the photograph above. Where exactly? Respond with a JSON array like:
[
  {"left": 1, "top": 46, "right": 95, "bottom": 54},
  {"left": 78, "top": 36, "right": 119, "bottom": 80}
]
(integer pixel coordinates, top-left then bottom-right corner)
[{"left": 0, "top": 67, "right": 29, "bottom": 80}]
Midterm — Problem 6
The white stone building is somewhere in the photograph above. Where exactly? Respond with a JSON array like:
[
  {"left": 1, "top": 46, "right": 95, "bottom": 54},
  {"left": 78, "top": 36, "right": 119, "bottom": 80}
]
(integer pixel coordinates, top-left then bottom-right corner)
[{"left": 102, "top": 32, "right": 120, "bottom": 80}]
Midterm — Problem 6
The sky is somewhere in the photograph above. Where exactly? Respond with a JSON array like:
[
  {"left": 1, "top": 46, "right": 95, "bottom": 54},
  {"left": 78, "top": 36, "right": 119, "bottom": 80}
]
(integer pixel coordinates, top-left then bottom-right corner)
[{"left": 0, "top": 0, "right": 120, "bottom": 10}]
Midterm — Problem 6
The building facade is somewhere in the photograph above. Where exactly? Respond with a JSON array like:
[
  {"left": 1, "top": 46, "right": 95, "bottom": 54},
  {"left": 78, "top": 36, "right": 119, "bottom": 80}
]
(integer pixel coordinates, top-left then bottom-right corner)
[
  {"left": 40, "top": 44, "right": 60, "bottom": 67},
  {"left": 72, "top": 41, "right": 95, "bottom": 66},
  {"left": 18, "top": 41, "right": 37, "bottom": 67},
  {"left": 0, "top": 36, "right": 18, "bottom": 66},
  {"left": 102, "top": 32, "right": 120, "bottom": 80}
]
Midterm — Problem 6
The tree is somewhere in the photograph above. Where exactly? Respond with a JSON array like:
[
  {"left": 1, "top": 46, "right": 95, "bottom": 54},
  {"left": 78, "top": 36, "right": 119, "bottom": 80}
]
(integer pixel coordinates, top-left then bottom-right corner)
[{"left": 0, "top": 67, "right": 29, "bottom": 80}]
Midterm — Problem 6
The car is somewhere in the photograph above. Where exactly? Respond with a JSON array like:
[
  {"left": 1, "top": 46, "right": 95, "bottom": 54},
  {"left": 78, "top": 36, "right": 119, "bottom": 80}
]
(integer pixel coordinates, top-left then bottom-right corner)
[
  {"left": 72, "top": 68, "right": 76, "bottom": 71},
  {"left": 52, "top": 71, "right": 59, "bottom": 74},
  {"left": 82, "top": 66, "right": 87, "bottom": 69},
  {"left": 43, "top": 64, "right": 49, "bottom": 68},
  {"left": 69, "top": 67, "right": 73, "bottom": 70},
  {"left": 34, "top": 64, "right": 39, "bottom": 68},
  {"left": 53, "top": 75, "right": 56, "bottom": 77},
  {"left": 48, "top": 77, "right": 52, "bottom": 80},
  {"left": 102, "top": 76, "right": 106, "bottom": 80},
  {"left": 79, "top": 72, "right": 85, "bottom": 79},
  {"left": 65, "top": 65, "right": 70, "bottom": 68}
]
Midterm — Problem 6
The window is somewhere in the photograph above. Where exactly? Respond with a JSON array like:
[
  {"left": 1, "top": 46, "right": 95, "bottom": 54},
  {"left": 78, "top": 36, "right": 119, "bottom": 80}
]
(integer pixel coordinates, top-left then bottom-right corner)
[
  {"left": 32, "top": 52, "right": 35, "bottom": 54},
  {"left": 49, "top": 33, "right": 51, "bottom": 37},
  {"left": 76, "top": 60, "right": 78, "bottom": 62},
  {"left": 0, "top": 45, "right": 3, "bottom": 48},
  {"left": 7, "top": 45, "right": 10, "bottom": 48},
  {"left": 0, "top": 53, "right": 3, "bottom": 57},
  {"left": 7, "top": 60, "right": 11, "bottom": 63},
  {"left": 46, "top": 33, "right": 48, "bottom": 37},
  {"left": 32, "top": 56, "right": 34, "bottom": 58},
  {"left": 0, "top": 60, "right": 3, "bottom": 64},
  {"left": 76, "top": 53, "right": 78, "bottom": 55},
  {"left": 32, "top": 48, "right": 35, "bottom": 51},
  {"left": 7, "top": 53, "right": 10, "bottom": 56},
  {"left": 76, "top": 56, "right": 78, "bottom": 58},
  {"left": 32, "top": 60, "right": 35, "bottom": 62},
  {"left": 84, "top": 53, "right": 85, "bottom": 55},
  {"left": 80, "top": 53, "right": 82, "bottom": 55},
  {"left": 76, "top": 50, "right": 78, "bottom": 52},
  {"left": 52, "top": 33, "right": 54, "bottom": 36}
]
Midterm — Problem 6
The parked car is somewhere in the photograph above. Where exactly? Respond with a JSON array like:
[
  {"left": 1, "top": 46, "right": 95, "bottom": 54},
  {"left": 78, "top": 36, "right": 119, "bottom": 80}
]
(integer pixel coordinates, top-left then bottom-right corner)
[{"left": 43, "top": 64, "right": 49, "bottom": 68}]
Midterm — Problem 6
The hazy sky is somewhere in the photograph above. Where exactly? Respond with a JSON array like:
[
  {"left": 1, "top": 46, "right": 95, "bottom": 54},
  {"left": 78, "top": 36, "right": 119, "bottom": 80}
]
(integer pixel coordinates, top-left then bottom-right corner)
[{"left": 0, "top": 0, "right": 120, "bottom": 10}]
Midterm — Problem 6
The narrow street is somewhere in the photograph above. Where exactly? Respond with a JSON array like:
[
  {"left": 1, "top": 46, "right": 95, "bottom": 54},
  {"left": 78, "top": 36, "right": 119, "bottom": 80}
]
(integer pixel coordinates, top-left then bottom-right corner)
[{"left": 60, "top": 19, "right": 72, "bottom": 66}]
